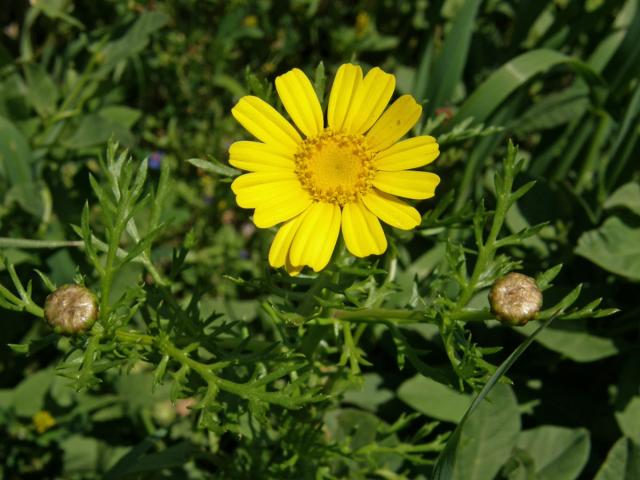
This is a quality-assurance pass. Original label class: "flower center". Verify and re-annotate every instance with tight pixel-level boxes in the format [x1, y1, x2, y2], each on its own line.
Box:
[294, 129, 375, 205]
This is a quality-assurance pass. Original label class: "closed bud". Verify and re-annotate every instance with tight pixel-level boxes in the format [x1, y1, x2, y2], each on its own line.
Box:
[489, 272, 542, 326]
[44, 284, 99, 335]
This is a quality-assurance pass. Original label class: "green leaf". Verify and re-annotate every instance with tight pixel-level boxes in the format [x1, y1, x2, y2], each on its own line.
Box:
[34, 0, 84, 29]
[615, 355, 640, 444]
[425, 0, 482, 116]
[452, 49, 599, 127]
[8, 334, 58, 356]
[510, 86, 590, 134]
[11, 368, 55, 416]
[324, 408, 403, 472]
[99, 105, 142, 129]
[397, 376, 470, 423]
[515, 321, 619, 362]
[604, 182, 640, 216]
[105, 439, 192, 479]
[100, 12, 170, 72]
[24, 62, 59, 117]
[575, 215, 640, 281]
[0, 115, 42, 216]
[63, 113, 133, 149]
[594, 437, 640, 480]
[342, 373, 393, 412]
[434, 318, 553, 479]
[187, 157, 241, 177]
[616, 397, 640, 445]
[61, 435, 101, 475]
[451, 384, 521, 480]
[515, 426, 590, 480]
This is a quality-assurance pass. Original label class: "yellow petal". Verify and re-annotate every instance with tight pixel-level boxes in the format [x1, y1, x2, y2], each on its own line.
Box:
[365, 95, 422, 151]
[231, 96, 301, 152]
[269, 211, 308, 268]
[327, 64, 363, 131]
[275, 68, 324, 138]
[229, 141, 295, 172]
[374, 136, 439, 171]
[343, 67, 396, 135]
[231, 171, 299, 208]
[362, 189, 421, 230]
[341, 200, 387, 257]
[372, 171, 440, 199]
[253, 186, 312, 228]
[290, 202, 341, 272]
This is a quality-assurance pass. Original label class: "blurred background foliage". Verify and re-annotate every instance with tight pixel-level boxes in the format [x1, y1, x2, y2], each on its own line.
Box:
[0, 0, 639, 478]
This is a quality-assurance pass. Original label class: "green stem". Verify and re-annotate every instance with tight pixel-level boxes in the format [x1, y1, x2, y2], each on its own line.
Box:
[457, 179, 512, 308]
[0, 238, 84, 249]
[114, 329, 316, 409]
[333, 308, 426, 323]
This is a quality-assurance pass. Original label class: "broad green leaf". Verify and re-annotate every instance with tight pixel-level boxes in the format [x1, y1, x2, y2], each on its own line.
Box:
[575, 215, 640, 281]
[99, 105, 142, 129]
[594, 437, 640, 480]
[105, 439, 191, 479]
[324, 408, 403, 472]
[604, 182, 640, 216]
[516, 321, 619, 362]
[62, 113, 133, 149]
[0, 115, 43, 216]
[397, 375, 470, 423]
[61, 435, 101, 475]
[100, 12, 170, 72]
[451, 384, 520, 480]
[452, 49, 598, 127]
[115, 372, 171, 411]
[615, 355, 640, 444]
[342, 373, 393, 412]
[24, 62, 59, 117]
[516, 426, 590, 480]
[616, 397, 640, 444]
[11, 368, 55, 416]
[34, 0, 84, 29]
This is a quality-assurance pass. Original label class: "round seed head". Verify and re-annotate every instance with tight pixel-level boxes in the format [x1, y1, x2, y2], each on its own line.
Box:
[489, 272, 543, 326]
[44, 284, 99, 335]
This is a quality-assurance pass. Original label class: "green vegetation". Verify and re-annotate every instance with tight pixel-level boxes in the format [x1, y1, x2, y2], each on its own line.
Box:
[1, 1, 638, 478]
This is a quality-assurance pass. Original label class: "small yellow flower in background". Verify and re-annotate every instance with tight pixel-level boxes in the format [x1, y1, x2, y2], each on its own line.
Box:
[32, 410, 56, 433]
[355, 12, 371, 36]
[229, 64, 440, 275]
[243, 15, 258, 28]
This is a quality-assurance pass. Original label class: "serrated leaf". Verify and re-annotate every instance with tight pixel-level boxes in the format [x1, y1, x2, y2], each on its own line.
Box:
[536, 264, 563, 291]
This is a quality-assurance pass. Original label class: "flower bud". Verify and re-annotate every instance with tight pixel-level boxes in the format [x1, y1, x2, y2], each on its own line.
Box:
[489, 272, 542, 326]
[44, 284, 98, 335]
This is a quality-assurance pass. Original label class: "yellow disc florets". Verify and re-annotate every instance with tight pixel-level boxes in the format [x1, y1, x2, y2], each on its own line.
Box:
[294, 129, 376, 205]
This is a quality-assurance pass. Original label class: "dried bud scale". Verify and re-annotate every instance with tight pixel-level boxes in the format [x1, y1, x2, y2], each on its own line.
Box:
[489, 272, 543, 326]
[44, 284, 99, 335]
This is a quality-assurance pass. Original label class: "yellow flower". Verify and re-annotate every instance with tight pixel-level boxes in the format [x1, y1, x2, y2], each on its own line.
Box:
[229, 64, 440, 275]
[243, 15, 258, 28]
[32, 410, 56, 433]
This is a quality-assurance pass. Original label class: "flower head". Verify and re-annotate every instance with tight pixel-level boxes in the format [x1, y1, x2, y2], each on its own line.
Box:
[44, 284, 98, 335]
[229, 64, 440, 274]
[489, 272, 543, 326]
